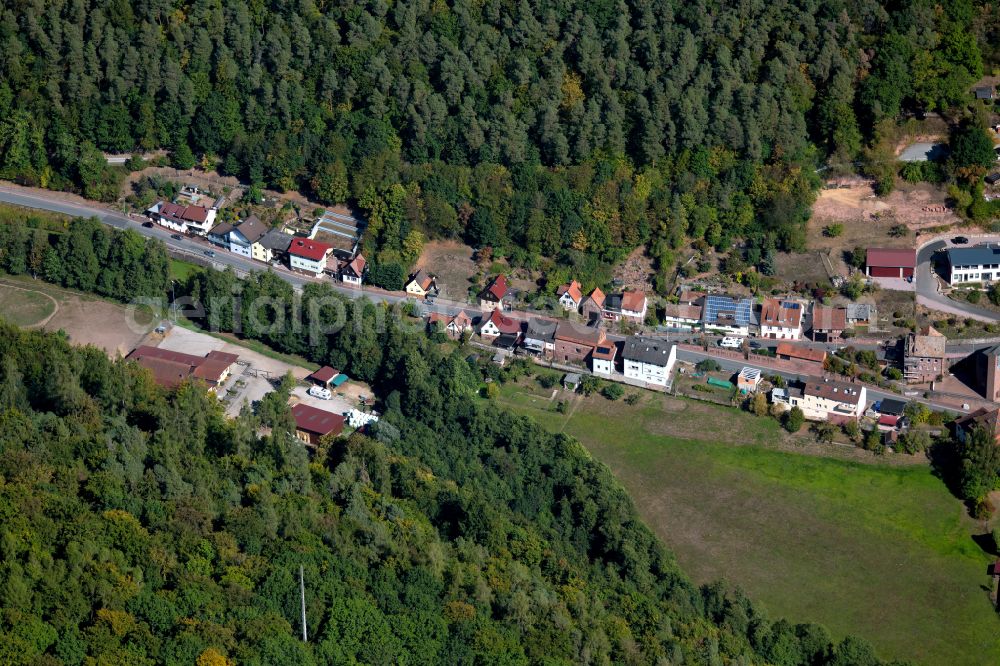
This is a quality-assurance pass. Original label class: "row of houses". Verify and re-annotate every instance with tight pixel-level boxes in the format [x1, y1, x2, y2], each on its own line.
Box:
[554, 280, 649, 324]
[663, 290, 877, 341]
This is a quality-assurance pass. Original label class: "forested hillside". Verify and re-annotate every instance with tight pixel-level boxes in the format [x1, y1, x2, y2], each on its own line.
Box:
[1, 1, 994, 276]
[0, 313, 895, 663]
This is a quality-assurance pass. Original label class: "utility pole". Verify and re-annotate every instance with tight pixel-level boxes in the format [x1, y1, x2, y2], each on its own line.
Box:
[299, 565, 308, 642]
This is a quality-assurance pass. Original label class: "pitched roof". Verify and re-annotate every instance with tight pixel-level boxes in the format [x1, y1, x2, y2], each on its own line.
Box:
[908, 326, 946, 358]
[451, 311, 472, 328]
[703, 294, 753, 326]
[308, 366, 339, 383]
[127, 345, 237, 387]
[761, 298, 803, 329]
[776, 342, 826, 363]
[878, 398, 907, 416]
[481, 275, 509, 301]
[812, 305, 847, 331]
[678, 287, 706, 304]
[946, 245, 1000, 267]
[157, 202, 210, 224]
[288, 238, 333, 261]
[866, 247, 916, 268]
[803, 377, 863, 406]
[592, 343, 617, 360]
[554, 322, 606, 346]
[663, 303, 703, 321]
[481, 309, 521, 335]
[291, 403, 345, 437]
[584, 287, 606, 308]
[525, 318, 557, 342]
[621, 291, 647, 313]
[557, 280, 582, 302]
[622, 336, 675, 366]
[408, 269, 434, 291]
[259, 229, 293, 251]
[954, 407, 1000, 434]
[233, 215, 268, 243]
[343, 254, 366, 277]
[208, 221, 234, 237]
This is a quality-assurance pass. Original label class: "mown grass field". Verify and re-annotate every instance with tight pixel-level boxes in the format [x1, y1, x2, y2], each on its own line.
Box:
[0, 283, 57, 326]
[497, 379, 1000, 665]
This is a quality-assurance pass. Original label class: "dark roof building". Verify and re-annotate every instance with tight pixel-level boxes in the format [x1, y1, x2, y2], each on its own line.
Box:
[622, 336, 675, 366]
[292, 403, 345, 445]
[259, 229, 294, 252]
[232, 215, 268, 243]
[127, 346, 238, 389]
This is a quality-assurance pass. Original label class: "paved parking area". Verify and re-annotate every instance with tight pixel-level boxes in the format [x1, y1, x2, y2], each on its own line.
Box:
[290, 385, 355, 416]
[158, 325, 312, 379]
[218, 372, 275, 417]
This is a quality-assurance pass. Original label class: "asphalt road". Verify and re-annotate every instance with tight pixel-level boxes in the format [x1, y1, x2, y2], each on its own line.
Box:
[916, 238, 1000, 321]
[0, 184, 479, 318]
[676, 347, 944, 411]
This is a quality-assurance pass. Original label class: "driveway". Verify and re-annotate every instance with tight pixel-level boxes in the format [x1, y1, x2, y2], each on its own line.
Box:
[916, 238, 1000, 322]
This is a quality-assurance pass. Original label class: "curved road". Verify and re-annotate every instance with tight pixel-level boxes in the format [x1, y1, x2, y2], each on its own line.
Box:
[916, 238, 1000, 322]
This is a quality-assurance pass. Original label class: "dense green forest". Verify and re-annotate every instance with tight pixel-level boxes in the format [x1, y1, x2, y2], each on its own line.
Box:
[0, 208, 903, 663]
[1, 1, 996, 280]
[0, 215, 170, 301]
[0, 319, 901, 665]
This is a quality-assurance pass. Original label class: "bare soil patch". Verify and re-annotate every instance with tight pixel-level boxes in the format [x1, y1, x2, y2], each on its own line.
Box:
[0, 277, 154, 356]
[414, 239, 478, 300]
[613, 246, 654, 292]
[810, 180, 961, 240]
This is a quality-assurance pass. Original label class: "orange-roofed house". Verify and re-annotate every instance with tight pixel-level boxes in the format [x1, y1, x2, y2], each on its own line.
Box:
[760, 298, 804, 340]
[557, 280, 583, 311]
[340, 254, 366, 286]
[775, 342, 827, 366]
[478, 309, 521, 341]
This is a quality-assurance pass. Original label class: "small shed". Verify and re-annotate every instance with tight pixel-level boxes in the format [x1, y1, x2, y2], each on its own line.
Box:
[307, 366, 339, 388]
[986, 173, 1000, 186]
[737, 367, 762, 393]
[563, 373, 582, 391]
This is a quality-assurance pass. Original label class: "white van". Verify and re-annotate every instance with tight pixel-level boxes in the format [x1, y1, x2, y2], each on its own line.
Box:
[308, 385, 332, 400]
[718, 336, 744, 349]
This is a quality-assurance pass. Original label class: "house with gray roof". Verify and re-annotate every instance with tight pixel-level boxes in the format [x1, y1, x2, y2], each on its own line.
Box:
[945, 245, 1000, 285]
[622, 336, 676, 388]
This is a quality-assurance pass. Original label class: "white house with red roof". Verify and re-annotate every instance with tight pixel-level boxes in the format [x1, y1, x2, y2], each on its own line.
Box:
[340, 254, 366, 286]
[288, 238, 334, 276]
[556, 280, 583, 311]
[479, 275, 510, 311]
[147, 201, 216, 235]
[478, 309, 521, 341]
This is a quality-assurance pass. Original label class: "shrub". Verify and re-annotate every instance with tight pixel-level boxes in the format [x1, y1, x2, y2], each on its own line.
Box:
[823, 223, 844, 237]
[537, 374, 557, 389]
[696, 359, 721, 373]
[783, 407, 804, 432]
[624, 393, 640, 405]
[601, 383, 625, 401]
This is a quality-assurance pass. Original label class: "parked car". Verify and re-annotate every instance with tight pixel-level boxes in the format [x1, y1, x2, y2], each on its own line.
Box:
[718, 336, 744, 349]
[748, 340, 762, 349]
[204, 250, 216, 257]
[308, 385, 332, 400]
[952, 236, 969, 244]
[170, 234, 184, 240]
[142, 221, 154, 228]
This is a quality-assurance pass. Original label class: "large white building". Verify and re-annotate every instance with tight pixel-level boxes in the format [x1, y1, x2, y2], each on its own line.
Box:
[288, 238, 333, 276]
[798, 377, 866, 422]
[622, 336, 676, 388]
[759, 298, 803, 340]
[228, 216, 269, 260]
[945, 245, 1000, 285]
[147, 201, 216, 235]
